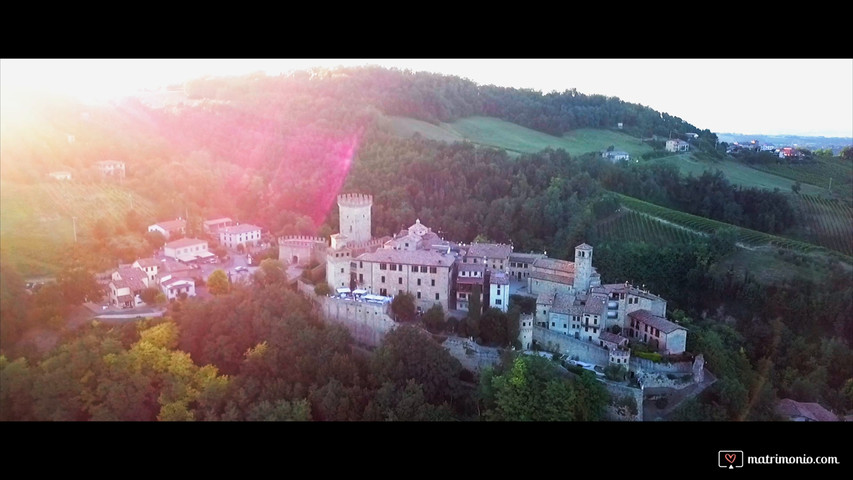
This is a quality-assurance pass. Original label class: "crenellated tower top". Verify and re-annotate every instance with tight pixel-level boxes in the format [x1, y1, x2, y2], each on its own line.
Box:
[337, 193, 373, 208]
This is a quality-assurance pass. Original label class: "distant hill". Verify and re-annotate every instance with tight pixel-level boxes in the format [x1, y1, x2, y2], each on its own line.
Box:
[715, 133, 852, 152]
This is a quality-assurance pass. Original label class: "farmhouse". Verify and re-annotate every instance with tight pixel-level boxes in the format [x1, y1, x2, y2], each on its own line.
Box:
[601, 150, 630, 162]
[147, 218, 186, 239]
[665, 139, 690, 153]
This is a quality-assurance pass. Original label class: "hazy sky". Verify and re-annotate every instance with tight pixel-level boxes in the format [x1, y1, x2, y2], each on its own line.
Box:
[2, 58, 851, 137]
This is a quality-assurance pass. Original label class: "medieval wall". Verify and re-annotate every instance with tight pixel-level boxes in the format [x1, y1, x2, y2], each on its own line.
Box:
[532, 327, 610, 365]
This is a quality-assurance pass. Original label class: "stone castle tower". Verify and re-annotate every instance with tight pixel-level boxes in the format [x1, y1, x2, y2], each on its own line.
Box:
[337, 193, 372, 244]
[519, 314, 534, 350]
[573, 243, 593, 293]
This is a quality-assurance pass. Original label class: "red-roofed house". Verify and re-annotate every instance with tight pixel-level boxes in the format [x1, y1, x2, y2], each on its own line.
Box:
[627, 309, 687, 355]
[148, 218, 186, 239]
[108, 267, 150, 307]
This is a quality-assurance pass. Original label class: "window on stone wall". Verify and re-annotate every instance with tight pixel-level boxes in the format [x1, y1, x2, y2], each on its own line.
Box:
[435, 293, 439, 300]
[398, 277, 403, 284]
[431, 279, 435, 287]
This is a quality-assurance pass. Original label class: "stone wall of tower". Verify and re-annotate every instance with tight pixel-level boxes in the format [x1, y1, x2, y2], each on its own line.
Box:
[337, 194, 372, 244]
[573, 245, 593, 293]
[519, 314, 534, 350]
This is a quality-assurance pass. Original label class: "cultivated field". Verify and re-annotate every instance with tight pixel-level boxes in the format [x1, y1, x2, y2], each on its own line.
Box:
[786, 194, 853, 256]
[591, 210, 701, 247]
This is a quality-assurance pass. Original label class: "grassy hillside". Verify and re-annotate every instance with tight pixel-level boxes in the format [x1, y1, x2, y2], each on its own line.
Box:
[381, 115, 655, 157]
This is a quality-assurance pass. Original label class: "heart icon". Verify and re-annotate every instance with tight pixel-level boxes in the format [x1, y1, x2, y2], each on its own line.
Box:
[725, 453, 736, 464]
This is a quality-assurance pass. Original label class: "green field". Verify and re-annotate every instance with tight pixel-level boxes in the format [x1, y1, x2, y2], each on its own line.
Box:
[0, 180, 159, 276]
[648, 154, 828, 197]
[591, 210, 701, 247]
[381, 115, 655, 158]
[785, 194, 853, 256]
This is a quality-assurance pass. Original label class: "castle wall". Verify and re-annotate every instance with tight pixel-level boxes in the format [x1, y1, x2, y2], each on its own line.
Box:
[321, 296, 396, 348]
[278, 236, 327, 267]
[603, 382, 644, 421]
[532, 327, 610, 365]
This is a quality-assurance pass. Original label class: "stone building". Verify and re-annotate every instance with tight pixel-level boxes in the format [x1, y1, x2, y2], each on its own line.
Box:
[279, 235, 328, 266]
[522, 243, 686, 356]
[324, 194, 456, 312]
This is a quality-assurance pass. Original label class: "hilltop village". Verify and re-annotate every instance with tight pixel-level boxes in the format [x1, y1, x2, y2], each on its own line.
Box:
[280, 194, 690, 374]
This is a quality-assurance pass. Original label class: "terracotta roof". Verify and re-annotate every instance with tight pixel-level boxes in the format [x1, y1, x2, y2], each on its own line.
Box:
[509, 252, 545, 263]
[165, 237, 207, 249]
[776, 399, 838, 422]
[530, 270, 575, 285]
[550, 292, 577, 314]
[599, 331, 627, 345]
[134, 257, 160, 268]
[594, 283, 665, 302]
[628, 309, 685, 334]
[457, 276, 486, 286]
[576, 243, 593, 251]
[220, 224, 262, 235]
[115, 267, 147, 291]
[457, 263, 486, 273]
[490, 272, 510, 285]
[358, 248, 455, 268]
[533, 257, 576, 274]
[583, 293, 609, 316]
[536, 290, 556, 306]
[151, 219, 186, 232]
[467, 243, 512, 260]
[204, 217, 232, 225]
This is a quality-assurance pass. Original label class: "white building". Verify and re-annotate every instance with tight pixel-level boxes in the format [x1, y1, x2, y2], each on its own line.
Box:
[489, 271, 510, 312]
[219, 223, 262, 249]
[148, 218, 186, 239]
[665, 139, 690, 153]
[164, 237, 209, 262]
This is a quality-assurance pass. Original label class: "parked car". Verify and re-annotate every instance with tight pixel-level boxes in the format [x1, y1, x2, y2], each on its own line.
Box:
[235, 266, 246, 272]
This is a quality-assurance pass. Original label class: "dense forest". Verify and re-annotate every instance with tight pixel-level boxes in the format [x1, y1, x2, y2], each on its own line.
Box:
[1, 66, 851, 421]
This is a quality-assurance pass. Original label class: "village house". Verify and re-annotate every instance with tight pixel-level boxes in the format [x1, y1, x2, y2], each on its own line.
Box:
[601, 150, 630, 162]
[665, 139, 690, 153]
[455, 262, 486, 312]
[164, 237, 210, 263]
[203, 217, 234, 235]
[108, 267, 149, 307]
[508, 252, 546, 281]
[489, 271, 510, 312]
[219, 223, 262, 249]
[527, 244, 684, 356]
[147, 218, 186, 240]
[464, 242, 512, 272]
